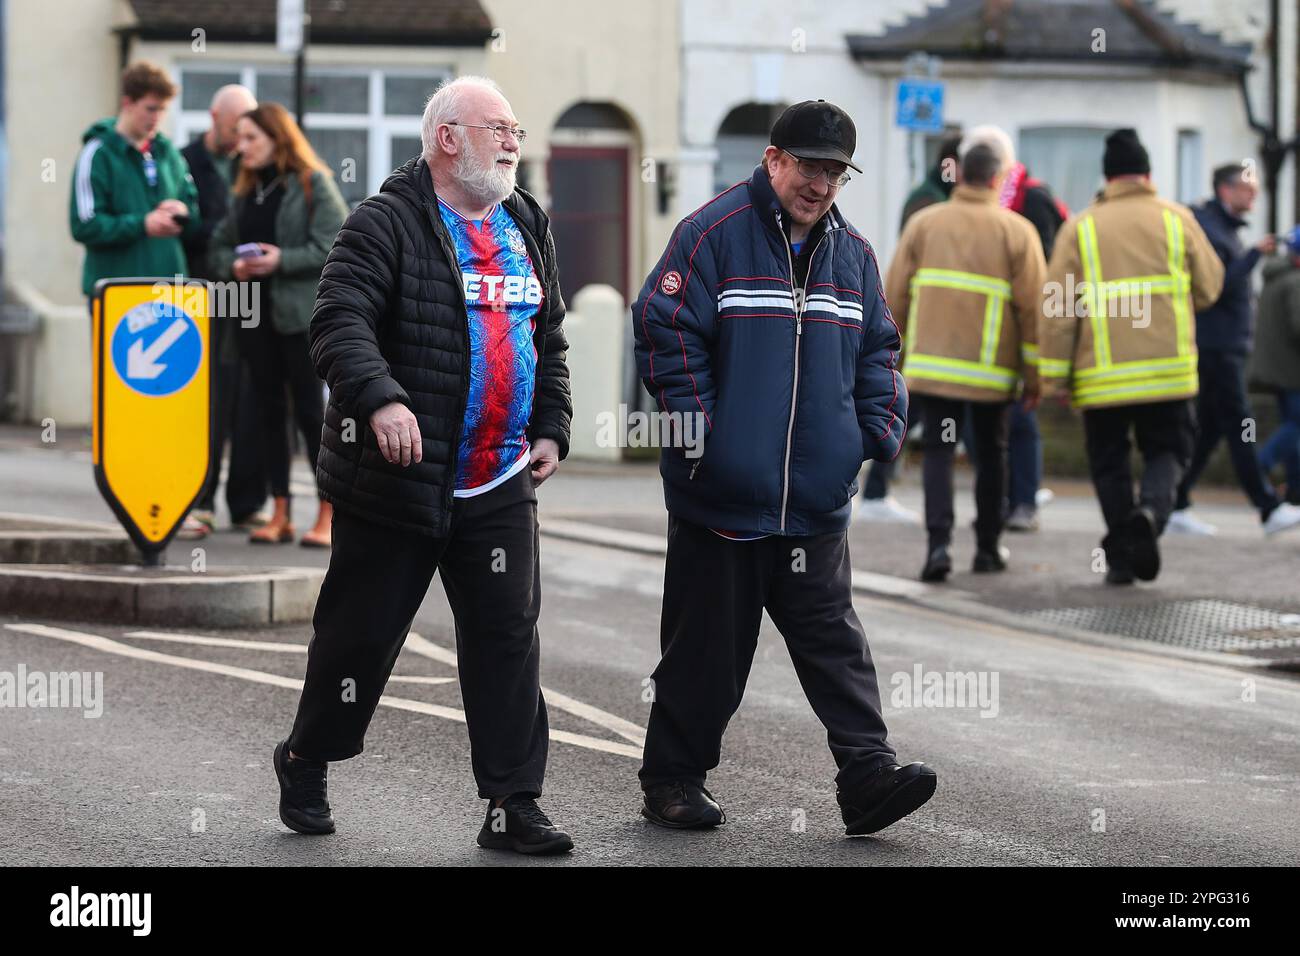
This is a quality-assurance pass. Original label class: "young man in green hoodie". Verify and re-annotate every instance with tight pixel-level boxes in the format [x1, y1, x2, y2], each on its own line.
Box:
[70, 61, 200, 296]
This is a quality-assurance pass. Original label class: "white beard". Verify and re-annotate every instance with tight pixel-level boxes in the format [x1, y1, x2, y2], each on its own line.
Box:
[453, 149, 517, 206]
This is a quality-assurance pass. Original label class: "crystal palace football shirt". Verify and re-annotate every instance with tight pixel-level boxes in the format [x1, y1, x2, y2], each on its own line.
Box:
[436, 197, 542, 496]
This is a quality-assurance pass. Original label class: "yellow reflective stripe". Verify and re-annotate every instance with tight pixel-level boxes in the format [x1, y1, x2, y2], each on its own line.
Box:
[1073, 377, 1198, 405]
[1021, 342, 1039, 366]
[1074, 369, 1196, 396]
[980, 294, 1004, 367]
[1079, 216, 1111, 368]
[914, 268, 1011, 297]
[906, 353, 1018, 389]
[1163, 210, 1192, 357]
[1039, 357, 1071, 377]
[1073, 355, 1196, 381]
[906, 288, 920, 354]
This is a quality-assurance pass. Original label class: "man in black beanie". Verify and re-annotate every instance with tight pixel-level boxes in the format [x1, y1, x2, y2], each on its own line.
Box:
[1041, 129, 1223, 584]
[1102, 128, 1151, 179]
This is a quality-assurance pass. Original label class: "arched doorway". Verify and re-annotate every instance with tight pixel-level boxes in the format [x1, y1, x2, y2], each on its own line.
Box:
[714, 102, 786, 195]
[548, 102, 638, 305]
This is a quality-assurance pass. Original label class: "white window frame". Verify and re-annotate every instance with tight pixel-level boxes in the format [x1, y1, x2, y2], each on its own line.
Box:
[171, 63, 450, 196]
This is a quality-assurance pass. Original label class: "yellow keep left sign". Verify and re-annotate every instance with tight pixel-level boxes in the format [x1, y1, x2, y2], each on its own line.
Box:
[92, 279, 212, 559]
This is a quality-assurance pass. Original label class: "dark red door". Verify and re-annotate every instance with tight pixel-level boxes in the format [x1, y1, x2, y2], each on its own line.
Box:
[547, 146, 630, 304]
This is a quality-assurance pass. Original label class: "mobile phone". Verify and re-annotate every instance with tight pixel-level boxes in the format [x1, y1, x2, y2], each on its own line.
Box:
[234, 242, 265, 259]
[171, 212, 190, 226]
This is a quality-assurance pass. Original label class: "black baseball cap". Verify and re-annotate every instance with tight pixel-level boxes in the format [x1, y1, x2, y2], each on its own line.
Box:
[770, 100, 861, 173]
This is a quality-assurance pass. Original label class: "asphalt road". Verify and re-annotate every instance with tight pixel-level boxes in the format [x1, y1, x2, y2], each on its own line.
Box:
[2, 428, 1298, 865]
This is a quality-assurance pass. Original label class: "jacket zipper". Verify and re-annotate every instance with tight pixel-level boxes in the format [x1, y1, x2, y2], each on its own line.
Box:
[776, 210, 828, 532]
[426, 210, 471, 531]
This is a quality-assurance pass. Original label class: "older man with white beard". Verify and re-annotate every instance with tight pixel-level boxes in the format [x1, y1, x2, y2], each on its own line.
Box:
[272, 76, 574, 855]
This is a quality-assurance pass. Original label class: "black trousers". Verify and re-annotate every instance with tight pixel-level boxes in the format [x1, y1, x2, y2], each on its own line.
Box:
[287, 467, 548, 799]
[1176, 349, 1279, 516]
[1083, 398, 1196, 564]
[237, 320, 323, 500]
[919, 395, 1011, 551]
[196, 317, 266, 517]
[639, 516, 896, 793]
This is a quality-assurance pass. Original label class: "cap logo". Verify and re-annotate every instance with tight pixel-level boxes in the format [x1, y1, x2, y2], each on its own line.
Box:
[819, 113, 842, 142]
[660, 271, 683, 295]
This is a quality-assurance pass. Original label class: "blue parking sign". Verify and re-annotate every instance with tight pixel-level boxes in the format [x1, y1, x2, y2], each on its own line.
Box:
[896, 80, 945, 133]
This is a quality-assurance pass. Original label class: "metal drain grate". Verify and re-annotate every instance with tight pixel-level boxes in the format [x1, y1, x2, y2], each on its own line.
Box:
[1025, 600, 1300, 657]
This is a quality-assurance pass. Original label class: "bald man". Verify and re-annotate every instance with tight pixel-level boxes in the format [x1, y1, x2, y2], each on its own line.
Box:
[179, 84, 266, 537]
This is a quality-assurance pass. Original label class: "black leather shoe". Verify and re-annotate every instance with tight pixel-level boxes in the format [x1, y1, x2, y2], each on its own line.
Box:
[1105, 563, 1135, 585]
[1126, 507, 1160, 581]
[920, 546, 952, 582]
[641, 781, 726, 829]
[972, 546, 1008, 573]
[273, 738, 335, 835]
[839, 762, 937, 835]
[477, 795, 574, 855]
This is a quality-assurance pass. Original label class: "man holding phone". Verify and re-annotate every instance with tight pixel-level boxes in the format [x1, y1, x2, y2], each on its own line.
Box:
[70, 60, 200, 297]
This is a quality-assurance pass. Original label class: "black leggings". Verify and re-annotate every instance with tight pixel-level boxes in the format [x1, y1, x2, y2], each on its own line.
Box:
[238, 320, 324, 500]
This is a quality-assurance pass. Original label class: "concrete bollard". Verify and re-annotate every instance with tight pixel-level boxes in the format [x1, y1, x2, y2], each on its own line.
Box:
[565, 284, 626, 461]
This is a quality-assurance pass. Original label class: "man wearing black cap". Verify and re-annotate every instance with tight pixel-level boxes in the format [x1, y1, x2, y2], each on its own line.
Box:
[1041, 129, 1223, 584]
[631, 100, 937, 837]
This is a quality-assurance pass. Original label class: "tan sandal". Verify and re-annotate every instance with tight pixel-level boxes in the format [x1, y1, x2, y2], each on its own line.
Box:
[299, 529, 332, 549]
[249, 521, 295, 544]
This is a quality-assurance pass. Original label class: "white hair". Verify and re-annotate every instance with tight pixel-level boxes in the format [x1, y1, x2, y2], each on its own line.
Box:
[420, 75, 504, 163]
[960, 124, 1016, 173]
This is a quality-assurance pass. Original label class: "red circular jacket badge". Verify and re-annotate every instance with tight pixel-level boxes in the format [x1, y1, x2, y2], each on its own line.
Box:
[660, 271, 683, 295]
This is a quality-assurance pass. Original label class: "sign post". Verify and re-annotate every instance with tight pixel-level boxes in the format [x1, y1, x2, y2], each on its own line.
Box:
[91, 278, 212, 566]
[896, 53, 945, 188]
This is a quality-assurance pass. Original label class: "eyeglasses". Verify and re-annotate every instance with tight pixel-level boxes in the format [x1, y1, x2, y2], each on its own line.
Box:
[447, 122, 528, 145]
[783, 150, 851, 187]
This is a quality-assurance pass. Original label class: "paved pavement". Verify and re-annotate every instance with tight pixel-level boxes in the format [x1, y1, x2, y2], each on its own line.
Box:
[2, 423, 1299, 865]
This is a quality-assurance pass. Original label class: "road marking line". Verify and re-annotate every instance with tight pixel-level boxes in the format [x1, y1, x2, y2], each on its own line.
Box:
[4, 623, 640, 759]
[406, 632, 646, 746]
[120, 628, 649, 747]
[125, 630, 307, 653]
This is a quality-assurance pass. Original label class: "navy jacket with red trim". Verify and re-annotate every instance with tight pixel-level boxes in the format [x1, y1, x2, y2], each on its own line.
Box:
[632, 164, 908, 536]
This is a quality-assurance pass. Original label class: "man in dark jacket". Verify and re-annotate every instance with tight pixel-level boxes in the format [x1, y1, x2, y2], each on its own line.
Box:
[178, 84, 266, 539]
[273, 77, 574, 855]
[632, 100, 936, 837]
[1171, 162, 1300, 536]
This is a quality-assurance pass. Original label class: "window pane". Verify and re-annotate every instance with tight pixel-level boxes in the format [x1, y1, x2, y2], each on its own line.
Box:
[181, 70, 241, 111]
[384, 75, 447, 116]
[309, 128, 368, 206]
[255, 71, 368, 114]
[391, 135, 422, 167]
[255, 71, 293, 109]
[1019, 127, 1109, 216]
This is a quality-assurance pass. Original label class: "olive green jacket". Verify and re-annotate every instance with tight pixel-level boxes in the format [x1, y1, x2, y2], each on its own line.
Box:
[1249, 257, 1300, 393]
[209, 168, 348, 336]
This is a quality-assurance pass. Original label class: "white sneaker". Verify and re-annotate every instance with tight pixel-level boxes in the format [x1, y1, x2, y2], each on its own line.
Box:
[1035, 488, 1055, 508]
[1263, 501, 1300, 536]
[855, 496, 921, 524]
[1166, 508, 1218, 536]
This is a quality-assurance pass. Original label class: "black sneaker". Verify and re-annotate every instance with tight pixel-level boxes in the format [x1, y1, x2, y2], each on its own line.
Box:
[839, 762, 937, 835]
[641, 781, 726, 829]
[972, 546, 1008, 573]
[477, 795, 574, 855]
[1126, 507, 1160, 581]
[273, 738, 335, 835]
[920, 546, 952, 582]
[1105, 563, 1135, 585]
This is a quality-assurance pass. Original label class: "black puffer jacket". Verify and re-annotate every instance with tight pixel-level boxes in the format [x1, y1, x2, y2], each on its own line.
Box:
[309, 157, 571, 537]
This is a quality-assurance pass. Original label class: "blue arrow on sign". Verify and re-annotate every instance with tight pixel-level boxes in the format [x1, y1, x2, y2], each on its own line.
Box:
[110, 301, 202, 397]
